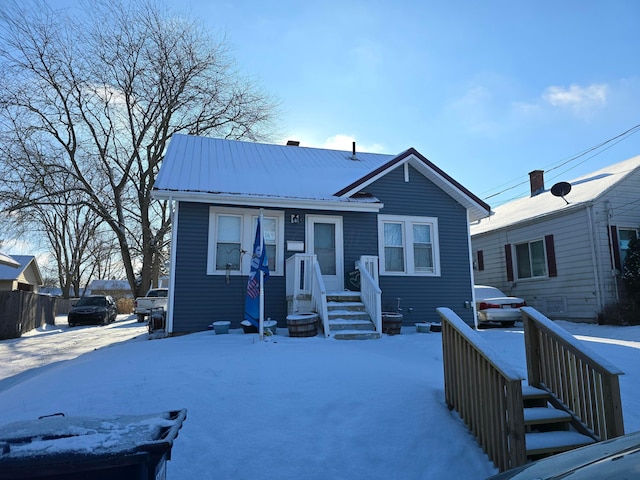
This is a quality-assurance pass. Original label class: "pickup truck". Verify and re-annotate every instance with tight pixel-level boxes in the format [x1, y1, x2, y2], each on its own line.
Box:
[134, 288, 169, 322]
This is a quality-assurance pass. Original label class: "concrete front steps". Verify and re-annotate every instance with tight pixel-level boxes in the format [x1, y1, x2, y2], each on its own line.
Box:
[326, 292, 381, 340]
[522, 385, 596, 459]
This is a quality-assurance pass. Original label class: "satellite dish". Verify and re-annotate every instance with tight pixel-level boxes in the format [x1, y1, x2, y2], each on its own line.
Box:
[551, 181, 572, 204]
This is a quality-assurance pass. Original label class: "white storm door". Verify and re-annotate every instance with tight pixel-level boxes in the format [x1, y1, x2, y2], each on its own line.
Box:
[306, 215, 344, 292]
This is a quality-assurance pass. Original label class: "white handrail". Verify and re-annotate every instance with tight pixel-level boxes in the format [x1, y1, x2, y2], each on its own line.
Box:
[356, 257, 382, 333]
[359, 255, 379, 283]
[286, 253, 315, 313]
[311, 260, 330, 337]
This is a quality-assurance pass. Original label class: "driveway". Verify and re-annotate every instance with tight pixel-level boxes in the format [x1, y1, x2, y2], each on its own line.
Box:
[0, 314, 148, 392]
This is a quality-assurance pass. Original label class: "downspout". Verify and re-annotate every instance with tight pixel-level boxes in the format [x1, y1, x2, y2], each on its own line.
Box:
[587, 204, 603, 314]
[605, 201, 619, 301]
[466, 210, 479, 329]
[165, 197, 179, 336]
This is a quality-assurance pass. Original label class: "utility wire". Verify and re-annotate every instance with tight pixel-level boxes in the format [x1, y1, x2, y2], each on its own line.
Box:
[482, 123, 640, 202]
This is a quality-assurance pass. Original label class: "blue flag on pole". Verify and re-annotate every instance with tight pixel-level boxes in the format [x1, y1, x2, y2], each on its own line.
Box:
[244, 217, 269, 327]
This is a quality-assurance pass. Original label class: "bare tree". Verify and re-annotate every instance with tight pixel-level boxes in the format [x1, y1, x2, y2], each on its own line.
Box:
[0, 0, 279, 296]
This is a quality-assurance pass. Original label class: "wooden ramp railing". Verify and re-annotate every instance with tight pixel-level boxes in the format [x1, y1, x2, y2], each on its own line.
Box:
[521, 306, 625, 441]
[439, 306, 625, 473]
[438, 307, 527, 471]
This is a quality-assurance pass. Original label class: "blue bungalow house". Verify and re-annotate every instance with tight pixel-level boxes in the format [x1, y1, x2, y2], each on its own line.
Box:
[152, 134, 490, 337]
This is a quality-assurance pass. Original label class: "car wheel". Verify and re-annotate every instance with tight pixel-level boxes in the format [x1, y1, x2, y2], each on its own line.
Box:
[501, 321, 516, 328]
[137, 314, 145, 323]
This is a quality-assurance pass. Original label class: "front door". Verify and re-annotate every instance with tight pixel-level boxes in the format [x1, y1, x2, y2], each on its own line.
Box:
[306, 215, 344, 292]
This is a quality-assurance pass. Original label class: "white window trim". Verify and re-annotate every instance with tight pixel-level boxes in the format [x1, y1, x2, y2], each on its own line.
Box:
[514, 239, 547, 280]
[377, 214, 440, 276]
[618, 227, 639, 266]
[207, 207, 285, 276]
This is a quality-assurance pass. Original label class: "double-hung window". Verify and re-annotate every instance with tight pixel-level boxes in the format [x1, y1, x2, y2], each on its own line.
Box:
[515, 239, 546, 279]
[208, 207, 284, 275]
[261, 216, 277, 272]
[378, 215, 440, 276]
[619, 228, 638, 266]
[215, 215, 242, 271]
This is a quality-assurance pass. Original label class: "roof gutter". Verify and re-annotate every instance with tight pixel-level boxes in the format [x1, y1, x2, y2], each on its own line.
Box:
[152, 190, 384, 212]
[471, 202, 587, 237]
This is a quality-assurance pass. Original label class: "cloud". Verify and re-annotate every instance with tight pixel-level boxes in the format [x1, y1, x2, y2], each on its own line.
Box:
[280, 133, 386, 153]
[321, 134, 385, 153]
[542, 83, 608, 115]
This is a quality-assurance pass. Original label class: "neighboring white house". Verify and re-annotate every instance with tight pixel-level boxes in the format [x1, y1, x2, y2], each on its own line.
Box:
[0, 251, 19, 268]
[471, 155, 640, 322]
[0, 255, 43, 293]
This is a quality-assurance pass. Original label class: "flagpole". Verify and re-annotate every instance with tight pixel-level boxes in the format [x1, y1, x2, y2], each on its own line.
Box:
[259, 209, 265, 340]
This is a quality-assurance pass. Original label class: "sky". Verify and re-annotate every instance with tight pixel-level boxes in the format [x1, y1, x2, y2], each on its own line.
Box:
[174, 0, 640, 206]
[4, 0, 640, 257]
[1, 316, 640, 478]
[31, 0, 639, 209]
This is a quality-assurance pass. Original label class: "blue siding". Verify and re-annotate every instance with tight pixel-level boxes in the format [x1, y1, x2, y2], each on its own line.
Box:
[172, 203, 287, 333]
[171, 163, 476, 332]
[367, 166, 475, 324]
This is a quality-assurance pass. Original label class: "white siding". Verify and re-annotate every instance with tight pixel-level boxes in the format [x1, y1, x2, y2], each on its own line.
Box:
[474, 208, 597, 320]
[472, 168, 640, 321]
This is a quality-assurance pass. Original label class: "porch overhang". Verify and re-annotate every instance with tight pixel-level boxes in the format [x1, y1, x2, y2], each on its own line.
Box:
[152, 190, 384, 212]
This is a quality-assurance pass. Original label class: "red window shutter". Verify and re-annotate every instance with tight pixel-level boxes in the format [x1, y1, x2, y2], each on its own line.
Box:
[609, 226, 621, 270]
[545, 234, 557, 277]
[504, 244, 514, 281]
[477, 250, 484, 271]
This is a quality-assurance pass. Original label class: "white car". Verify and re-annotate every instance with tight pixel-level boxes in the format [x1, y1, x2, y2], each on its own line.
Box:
[474, 285, 526, 327]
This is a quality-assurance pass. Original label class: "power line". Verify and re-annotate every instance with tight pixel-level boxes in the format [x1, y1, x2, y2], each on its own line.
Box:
[482, 124, 640, 202]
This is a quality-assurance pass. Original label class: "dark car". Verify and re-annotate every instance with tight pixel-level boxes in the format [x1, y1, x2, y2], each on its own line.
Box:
[487, 430, 640, 479]
[68, 295, 118, 327]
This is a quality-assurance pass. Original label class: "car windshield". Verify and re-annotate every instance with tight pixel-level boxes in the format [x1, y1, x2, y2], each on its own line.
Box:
[76, 297, 107, 307]
[475, 286, 506, 299]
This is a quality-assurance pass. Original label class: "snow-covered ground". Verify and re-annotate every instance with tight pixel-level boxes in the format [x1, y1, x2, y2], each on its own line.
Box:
[1, 317, 639, 479]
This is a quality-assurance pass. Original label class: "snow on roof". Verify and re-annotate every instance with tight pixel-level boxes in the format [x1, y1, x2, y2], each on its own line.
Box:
[152, 135, 490, 220]
[0, 255, 39, 282]
[471, 155, 640, 235]
[153, 134, 394, 203]
[0, 251, 19, 268]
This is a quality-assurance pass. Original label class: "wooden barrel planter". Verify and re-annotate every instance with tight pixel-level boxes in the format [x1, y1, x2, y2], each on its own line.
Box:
[286, 313, 318, 337]
[382, 312, 403, 335]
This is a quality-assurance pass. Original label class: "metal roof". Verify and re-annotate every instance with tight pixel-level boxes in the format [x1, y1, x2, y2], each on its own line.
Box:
[153, 134, 490, 220]
[471, 154, 640, 235]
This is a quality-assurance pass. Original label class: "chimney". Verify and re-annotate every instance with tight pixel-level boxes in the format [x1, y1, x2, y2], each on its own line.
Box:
[286, 140, 300, 146]
[529, 170, 545, 196]
[351, 141, 357, 160]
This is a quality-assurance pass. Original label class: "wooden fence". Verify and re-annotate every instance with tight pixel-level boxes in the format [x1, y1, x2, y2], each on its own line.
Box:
[0, 291, 57, 340]
[522, 306, 625, 440]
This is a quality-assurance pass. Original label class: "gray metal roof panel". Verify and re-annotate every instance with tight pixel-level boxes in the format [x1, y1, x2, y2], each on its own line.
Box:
[154, 134, 394, 200]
